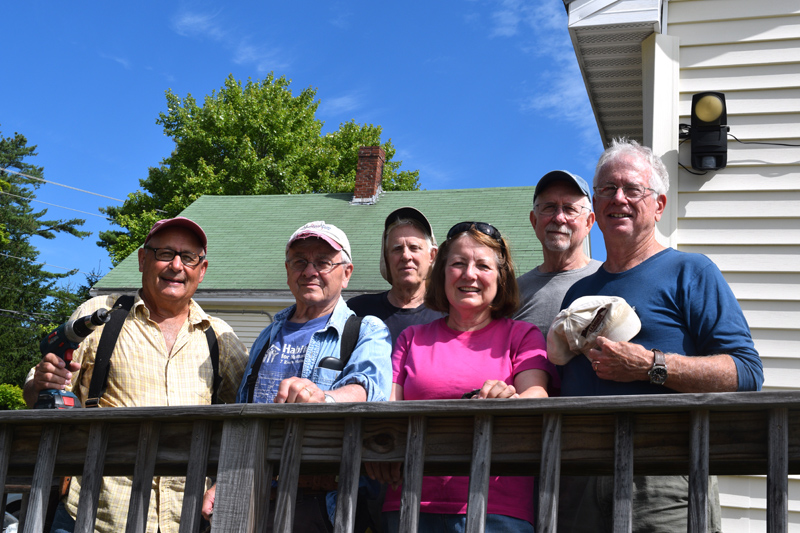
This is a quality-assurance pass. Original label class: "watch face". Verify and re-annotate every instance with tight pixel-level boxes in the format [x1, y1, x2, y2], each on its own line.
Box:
[649, 367, 668, 385]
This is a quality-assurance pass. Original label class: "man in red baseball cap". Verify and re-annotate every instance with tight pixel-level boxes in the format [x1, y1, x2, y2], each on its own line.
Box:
[25, 216, 248, 533]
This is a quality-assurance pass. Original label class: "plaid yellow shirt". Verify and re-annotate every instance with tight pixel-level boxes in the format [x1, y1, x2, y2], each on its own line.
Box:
[56, 292, 248, 533]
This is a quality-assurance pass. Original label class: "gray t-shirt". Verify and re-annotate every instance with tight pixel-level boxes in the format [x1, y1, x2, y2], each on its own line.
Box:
[513, 260, 602, 336]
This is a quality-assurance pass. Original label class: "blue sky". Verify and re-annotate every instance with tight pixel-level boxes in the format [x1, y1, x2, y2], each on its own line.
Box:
[2, 0, 605, 289]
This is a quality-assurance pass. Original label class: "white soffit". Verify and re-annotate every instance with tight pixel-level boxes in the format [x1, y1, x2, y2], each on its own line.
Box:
[563, 0, 662, 146]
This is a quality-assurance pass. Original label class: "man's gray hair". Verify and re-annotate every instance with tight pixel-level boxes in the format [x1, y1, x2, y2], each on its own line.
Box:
[594, 138, 670, 196]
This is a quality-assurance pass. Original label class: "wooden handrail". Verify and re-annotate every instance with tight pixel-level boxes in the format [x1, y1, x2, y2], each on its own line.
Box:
[1, 391, 797, 533]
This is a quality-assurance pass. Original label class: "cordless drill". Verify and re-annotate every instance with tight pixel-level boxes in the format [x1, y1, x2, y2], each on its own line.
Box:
[34, 308, 112, 409]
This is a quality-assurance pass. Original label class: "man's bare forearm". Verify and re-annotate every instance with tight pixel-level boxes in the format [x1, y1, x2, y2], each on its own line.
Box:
[664, 353, 738, 393]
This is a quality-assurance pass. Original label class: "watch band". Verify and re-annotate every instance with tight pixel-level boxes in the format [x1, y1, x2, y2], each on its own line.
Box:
[648, 348, 668, 385]
[324, 393, 336, 403]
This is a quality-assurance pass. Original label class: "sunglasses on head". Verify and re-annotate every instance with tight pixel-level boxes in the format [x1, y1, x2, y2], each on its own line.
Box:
[446, 222, 504, 244]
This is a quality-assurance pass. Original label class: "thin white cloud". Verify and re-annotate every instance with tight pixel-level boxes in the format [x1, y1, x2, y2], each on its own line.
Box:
[172, 9, 288, 72]
[233, 41, 289, 74]
[486, 0, 599, 151]
[319, 93, 365, 116]
[99, 53, 132, 70]
[172, 10, 226, 40]
[491, 7, 522, 37]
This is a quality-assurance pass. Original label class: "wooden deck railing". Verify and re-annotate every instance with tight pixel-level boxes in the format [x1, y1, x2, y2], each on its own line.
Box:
[2, 391, 798, 533]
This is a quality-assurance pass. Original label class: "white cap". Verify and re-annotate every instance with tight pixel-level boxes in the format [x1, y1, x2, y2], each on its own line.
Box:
[547, 295, 641, 365]
[286, 221, 352, 262]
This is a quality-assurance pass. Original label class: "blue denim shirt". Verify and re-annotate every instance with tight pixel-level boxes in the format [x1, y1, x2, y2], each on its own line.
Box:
[236, 297, 392, 403]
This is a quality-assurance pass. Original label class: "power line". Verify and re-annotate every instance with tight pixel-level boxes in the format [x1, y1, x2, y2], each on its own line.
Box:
[0, 307, 53, 320]
[0, 190, 113, 220]
[0, 251, 91, 275]
[1, 167, 124, 202]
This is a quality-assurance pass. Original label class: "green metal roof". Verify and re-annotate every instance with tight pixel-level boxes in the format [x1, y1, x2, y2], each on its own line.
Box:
[94, 187, 543, 293]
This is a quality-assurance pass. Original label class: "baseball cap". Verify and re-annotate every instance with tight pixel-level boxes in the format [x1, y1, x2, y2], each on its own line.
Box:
[380, 207, 436, 283]
[286, 221, 352, 262]
[546, 295, 641, 365]
[533, 170, 591, 204]
[144, 217, 207, 253]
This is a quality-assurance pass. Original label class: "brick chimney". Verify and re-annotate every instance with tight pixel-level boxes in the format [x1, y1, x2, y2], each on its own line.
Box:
[352, 146, 385, 205]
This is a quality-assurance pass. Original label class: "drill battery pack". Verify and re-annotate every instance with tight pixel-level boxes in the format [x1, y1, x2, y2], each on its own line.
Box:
[34, 389, 80, 409]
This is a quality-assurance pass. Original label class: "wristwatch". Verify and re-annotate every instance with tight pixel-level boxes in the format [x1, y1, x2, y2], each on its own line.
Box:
[648, 349, 668, 385]
[324, 393, 336, 403]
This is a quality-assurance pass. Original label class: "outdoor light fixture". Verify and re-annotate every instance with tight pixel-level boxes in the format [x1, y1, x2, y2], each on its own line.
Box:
[690, 91, 729, 171]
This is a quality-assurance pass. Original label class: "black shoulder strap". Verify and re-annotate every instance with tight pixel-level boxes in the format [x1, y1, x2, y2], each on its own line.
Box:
[206, 325, 221, 404]
[86, 295, 222, 407]
[340, 315, 363, 367]
[245, 315, 363, 403]
[86, 295, 134, 408]
[246, 339, 272, 403]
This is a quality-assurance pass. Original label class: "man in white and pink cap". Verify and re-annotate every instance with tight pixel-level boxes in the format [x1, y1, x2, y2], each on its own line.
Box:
[202, 221, 391, 530]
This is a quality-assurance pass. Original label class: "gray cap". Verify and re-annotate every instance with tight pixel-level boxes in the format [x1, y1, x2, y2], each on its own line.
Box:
[380, 207, 436, 283]
[533, 170, 591, 205]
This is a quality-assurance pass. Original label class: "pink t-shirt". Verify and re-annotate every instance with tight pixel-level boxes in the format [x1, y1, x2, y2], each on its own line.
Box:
[382, 317, 560, 524]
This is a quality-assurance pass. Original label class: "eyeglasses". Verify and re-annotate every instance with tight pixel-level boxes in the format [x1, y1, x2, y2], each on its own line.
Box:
[446, 221, 506, 255]
[593, 183, 656, 199]
[534, 203, 589, 220]
[144, 246, 205, 267]
[287, 258, 347, 274]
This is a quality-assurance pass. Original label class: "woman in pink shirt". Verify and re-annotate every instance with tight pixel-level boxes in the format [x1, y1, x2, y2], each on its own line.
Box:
[366, 221, 559, 532]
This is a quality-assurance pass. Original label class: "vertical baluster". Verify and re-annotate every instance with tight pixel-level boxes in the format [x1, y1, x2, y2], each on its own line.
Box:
[74, 421, 110, 533]
[538, 413, 562, 533]
[251, 420, 272, 533]
[0, 425, 13, 506]
[212, 418, 265, 533]
[334, 417, 363, 533]
[613, 413, 633, 533]
[273, 418, 305, 533]
[399, 416, 427, 532]
[179, 420, 213, 533]
[767, 408, 788, 533]
[23, 424, 60, 533]
[125, 421, 161, 533]
[466, 414, 493, 533]
[688, 410, 709, 533]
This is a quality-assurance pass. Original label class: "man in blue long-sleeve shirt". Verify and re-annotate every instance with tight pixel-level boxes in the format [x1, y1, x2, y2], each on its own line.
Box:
[555, 139, 763, 533]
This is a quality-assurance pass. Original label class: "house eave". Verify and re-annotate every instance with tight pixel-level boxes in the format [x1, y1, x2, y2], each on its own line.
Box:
[563, 0, 664, 146]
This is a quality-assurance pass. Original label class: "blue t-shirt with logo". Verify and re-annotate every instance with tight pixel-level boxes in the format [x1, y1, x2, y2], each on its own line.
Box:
[252, 314, 330, 404]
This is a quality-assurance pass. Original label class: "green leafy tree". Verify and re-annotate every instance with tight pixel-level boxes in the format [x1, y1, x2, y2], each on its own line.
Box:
[0, 128, 89, 386]
[100, 73, 420, 265]
[0, 384, 26, 410]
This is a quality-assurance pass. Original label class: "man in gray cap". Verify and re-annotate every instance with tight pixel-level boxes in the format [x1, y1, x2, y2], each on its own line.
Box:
[348, 207, 444, 345]
[513, 170, 601, 336]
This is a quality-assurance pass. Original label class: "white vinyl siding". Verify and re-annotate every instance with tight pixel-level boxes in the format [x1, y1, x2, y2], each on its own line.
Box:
[668, 1, 800, 530]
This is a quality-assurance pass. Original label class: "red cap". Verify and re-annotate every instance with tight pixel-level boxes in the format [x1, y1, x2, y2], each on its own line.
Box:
[144, 217, 207, 252]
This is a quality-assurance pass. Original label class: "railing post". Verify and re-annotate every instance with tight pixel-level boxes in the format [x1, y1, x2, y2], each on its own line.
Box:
[466, 414, 493, 533]
[212, 418, 269, 533]
[273, 417, 305, 533]
[767, 408, 788, 533]
[23, 424, 60, 533]
[125, 421, 161, 533]
[74, 421, 110, 533]
[613, 413, 633, 533]
[538, 413, 562, 533]
[334, 417, 363, 533]
[399, 416, 427, 532]
[688, 410, 709, 533]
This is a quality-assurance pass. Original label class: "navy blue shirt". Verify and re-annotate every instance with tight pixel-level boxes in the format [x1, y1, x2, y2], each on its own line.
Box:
[560, 248, 763, 396]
